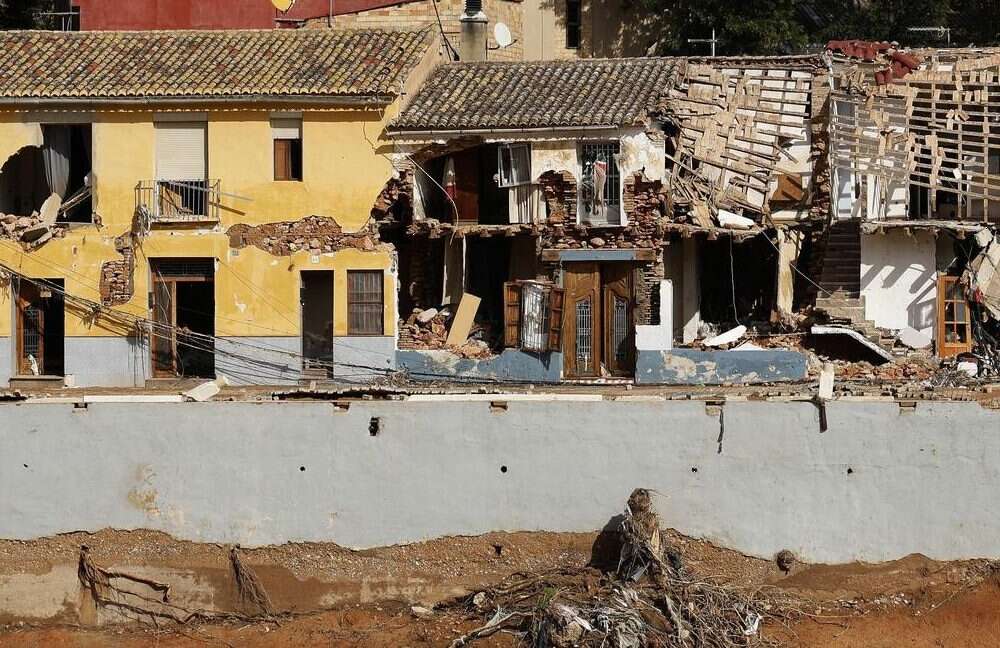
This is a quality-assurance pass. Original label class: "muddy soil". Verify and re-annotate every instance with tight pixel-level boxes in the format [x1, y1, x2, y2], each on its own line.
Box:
[0, 529, 997, 647]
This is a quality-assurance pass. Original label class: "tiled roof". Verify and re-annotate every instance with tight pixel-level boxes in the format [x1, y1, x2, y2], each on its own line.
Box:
[0, 28, 432, 102]
[390, 58, 681, 132]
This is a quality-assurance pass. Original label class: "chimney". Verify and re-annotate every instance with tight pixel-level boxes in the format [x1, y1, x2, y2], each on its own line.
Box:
[459, 0, 488, 62]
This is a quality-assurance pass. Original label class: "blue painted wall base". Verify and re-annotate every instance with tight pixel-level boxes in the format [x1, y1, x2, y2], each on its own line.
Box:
[397, 349, 563, 383]
[636, 349, 808, 385]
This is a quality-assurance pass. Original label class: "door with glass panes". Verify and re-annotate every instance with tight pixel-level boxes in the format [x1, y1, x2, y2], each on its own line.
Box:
[562, 262, 635, 378]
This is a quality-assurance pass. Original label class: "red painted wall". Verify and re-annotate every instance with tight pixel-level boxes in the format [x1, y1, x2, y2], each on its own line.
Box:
[75, 0, 417, 30]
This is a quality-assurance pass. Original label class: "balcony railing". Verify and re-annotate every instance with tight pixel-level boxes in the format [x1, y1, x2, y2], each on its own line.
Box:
[136, 179, 220, 223]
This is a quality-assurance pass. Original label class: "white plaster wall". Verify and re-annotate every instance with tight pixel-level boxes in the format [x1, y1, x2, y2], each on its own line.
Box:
[861, 231, 937, 335]
[620, 129, 664, 182]
[530, 140, 578, 180]
[2, 399, 1000, 564]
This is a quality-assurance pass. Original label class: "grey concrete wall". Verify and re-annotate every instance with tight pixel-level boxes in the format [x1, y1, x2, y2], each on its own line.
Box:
[0, 335, 11, 386]
[397, 349, 562, 382]
[334, 336, 396, 382]
[214, 336, 301, 386]
[64, 336, 149, 387]
[636, 349, 808, 384]
[2, 398, 999, 564]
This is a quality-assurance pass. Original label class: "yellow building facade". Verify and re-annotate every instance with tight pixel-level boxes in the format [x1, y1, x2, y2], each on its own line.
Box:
[0, 28, 435, 386]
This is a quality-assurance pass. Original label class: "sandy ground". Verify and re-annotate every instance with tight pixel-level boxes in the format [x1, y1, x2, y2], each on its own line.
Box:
[1, 528, 998, 647]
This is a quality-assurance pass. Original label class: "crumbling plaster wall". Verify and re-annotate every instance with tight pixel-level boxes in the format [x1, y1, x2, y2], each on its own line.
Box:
[2, 399, 1000, 565]
[860, 230, 936, 335]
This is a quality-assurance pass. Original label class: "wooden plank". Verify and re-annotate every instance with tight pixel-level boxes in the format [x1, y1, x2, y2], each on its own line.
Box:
[445, 292, 481, 347]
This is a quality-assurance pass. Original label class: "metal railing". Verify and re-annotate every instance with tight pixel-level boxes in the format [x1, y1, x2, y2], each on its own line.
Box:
[135, 179, 221, 223]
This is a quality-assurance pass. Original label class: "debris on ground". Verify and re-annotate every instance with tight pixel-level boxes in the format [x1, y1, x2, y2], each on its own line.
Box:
[399, 306, 498, 359]
[0, 210, 66, 248]
[443, 488, 798, 647]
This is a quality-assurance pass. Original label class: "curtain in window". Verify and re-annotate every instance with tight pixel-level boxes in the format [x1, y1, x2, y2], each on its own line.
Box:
[41, 125, 71, 198]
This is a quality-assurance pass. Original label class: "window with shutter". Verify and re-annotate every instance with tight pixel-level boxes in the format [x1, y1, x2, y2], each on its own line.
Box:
[503, 281, 563, 352]
[272, 118, 303, 181]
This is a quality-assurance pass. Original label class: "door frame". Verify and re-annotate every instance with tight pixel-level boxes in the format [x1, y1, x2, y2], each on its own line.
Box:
[561, 261, 636, 379]
[936, 274, 973, 358]
[149, 260, 214, 378]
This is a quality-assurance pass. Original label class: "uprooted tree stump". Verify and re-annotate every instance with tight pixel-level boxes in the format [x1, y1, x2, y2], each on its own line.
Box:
[446, 488, 798, 647]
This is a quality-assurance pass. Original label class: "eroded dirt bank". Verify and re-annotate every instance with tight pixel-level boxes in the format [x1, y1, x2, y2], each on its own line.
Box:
[1, 528, 998, 647]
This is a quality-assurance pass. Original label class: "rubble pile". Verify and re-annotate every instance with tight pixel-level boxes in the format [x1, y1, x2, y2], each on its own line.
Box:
[443, 489, 793, 648]
[399, 307, 497, 359]
[0, 211, 66, 248]
[227, 216, 379, 256]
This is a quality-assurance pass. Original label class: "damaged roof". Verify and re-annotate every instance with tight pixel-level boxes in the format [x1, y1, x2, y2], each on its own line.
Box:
[390, 58, 681, 132]
[0, 27, 432, 103]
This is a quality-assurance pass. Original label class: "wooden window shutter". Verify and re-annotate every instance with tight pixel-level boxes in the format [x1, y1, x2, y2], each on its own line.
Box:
[274, 139, 292, 181]
[503, 282, 521, 347]
[547, 287, 565, 351]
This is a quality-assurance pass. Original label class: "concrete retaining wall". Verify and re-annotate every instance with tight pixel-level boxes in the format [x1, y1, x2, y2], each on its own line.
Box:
[2, 398, 999, 564]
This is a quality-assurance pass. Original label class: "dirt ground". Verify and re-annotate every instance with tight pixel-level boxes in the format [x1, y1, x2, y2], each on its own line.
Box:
[2, 529, 1000, 647]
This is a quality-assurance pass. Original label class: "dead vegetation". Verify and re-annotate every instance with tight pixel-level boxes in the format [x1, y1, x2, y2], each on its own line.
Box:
[444, 489, 801, 648]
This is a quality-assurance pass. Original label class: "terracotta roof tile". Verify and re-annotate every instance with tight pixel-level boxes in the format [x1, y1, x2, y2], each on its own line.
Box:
[0, 27, 432, 102]
[391, 58, 681, 131]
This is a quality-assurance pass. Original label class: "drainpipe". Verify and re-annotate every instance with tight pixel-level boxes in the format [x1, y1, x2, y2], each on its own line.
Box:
[459, 0, 488, 62]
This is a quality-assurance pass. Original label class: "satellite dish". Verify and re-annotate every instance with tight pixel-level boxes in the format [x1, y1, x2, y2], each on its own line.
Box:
[271, 0, 297, 11]
[494, 23, 513, 49]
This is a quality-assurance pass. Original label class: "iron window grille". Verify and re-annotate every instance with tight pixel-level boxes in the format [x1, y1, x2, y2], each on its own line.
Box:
[347, 270, 384, 336]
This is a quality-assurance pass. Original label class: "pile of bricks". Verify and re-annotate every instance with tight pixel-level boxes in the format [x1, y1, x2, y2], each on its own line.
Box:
[99, 233, 135, 306]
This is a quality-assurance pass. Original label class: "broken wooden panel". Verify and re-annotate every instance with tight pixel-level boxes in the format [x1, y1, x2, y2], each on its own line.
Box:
[663, 57, 818, 224]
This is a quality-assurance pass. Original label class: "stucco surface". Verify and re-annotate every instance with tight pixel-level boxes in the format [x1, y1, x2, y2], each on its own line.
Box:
[1, 399, 999, 564]
[861, 231, 937, 335]
[397, 349, 562, 382]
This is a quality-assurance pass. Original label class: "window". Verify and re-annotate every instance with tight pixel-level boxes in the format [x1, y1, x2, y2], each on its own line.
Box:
[579, 141, 621, 225]
[497, 143, 531, 188]
[272, 118, 303, 181]
[503, 281, 564, 352]
[348, 270, 384, 335]
[565, 0, 581, 49]
[155, 121, 208, 216]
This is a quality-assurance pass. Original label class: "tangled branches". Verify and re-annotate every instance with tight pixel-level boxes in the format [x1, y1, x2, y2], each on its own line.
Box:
[77, 544, 281, 626]
[447, 489, 794, 648]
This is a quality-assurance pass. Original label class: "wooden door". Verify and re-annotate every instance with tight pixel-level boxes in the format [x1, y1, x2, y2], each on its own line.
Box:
[602, 264, 634, 376]
[151, 278, 178, 376]
[16, 282, 44, 375]
[937, 275, 973, 358]
[562, 263, 601, 378]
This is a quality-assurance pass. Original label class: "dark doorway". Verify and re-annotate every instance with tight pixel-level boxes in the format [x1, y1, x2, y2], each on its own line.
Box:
[301, 270, 334, 377]
[15, 278, 65, 376]
[699, 236, 778, 324]
[150, 259, 215, 378]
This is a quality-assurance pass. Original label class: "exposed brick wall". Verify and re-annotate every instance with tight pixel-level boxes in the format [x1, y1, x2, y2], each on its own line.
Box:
[371, 168, 415, 224]
[227, 216, 380, 256]
[99, 232, 135, 307]
[537, 169, 577, 225]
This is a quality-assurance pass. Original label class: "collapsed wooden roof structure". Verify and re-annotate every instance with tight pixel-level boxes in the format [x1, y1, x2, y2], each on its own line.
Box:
[829, 44, 1000, 226]
[659, 55, 823, 228]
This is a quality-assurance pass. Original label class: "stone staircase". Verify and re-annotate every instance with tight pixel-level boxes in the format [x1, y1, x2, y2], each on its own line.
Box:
[815, 292, 898, 354]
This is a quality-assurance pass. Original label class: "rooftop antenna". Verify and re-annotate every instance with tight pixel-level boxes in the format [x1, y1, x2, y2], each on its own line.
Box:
[907, 26, 951, 46]
[688, 28, 718, 57]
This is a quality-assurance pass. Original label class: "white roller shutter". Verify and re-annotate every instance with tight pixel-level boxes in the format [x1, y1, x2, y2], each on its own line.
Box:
[155, 122, 206, 180]
[270, 118, 301, 140]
